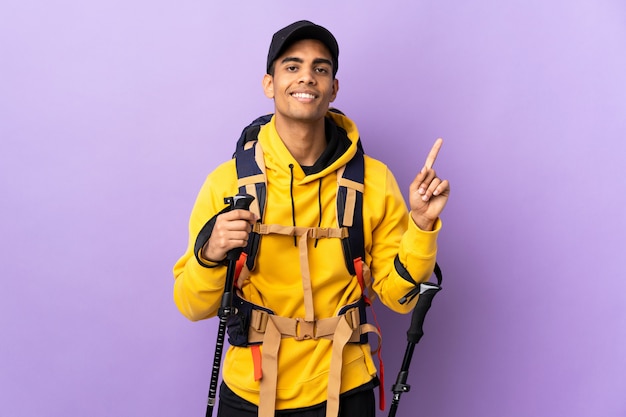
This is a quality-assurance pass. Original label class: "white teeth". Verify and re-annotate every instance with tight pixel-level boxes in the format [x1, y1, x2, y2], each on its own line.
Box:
[292, 93, 315, 99]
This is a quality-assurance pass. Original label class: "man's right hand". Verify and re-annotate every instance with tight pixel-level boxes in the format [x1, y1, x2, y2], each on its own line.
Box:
[202, 210, 258, 262]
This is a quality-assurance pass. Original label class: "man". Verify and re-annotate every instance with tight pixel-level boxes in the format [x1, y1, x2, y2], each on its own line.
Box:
[173, 20, 450, 417]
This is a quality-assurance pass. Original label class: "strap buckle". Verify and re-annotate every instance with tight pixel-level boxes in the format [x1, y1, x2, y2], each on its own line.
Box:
[295, 318, 315, 341]
[343, 307, 360, 330]
[250, 310, 269, 333]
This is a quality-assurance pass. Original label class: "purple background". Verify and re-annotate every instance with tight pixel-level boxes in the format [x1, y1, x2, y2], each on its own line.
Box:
[2, 1, 625, 416]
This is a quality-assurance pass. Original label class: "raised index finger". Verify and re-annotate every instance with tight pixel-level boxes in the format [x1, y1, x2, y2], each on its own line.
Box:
[424, 138, 443, 169]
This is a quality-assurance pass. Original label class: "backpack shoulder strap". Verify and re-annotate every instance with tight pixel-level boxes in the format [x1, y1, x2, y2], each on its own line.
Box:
[235, 140, 266, 220]
[337, 145, 365, 276]
[234, 116, 272, 271]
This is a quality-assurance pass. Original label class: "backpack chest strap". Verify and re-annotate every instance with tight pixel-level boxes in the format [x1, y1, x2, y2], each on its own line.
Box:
[252, 223, 348, 239]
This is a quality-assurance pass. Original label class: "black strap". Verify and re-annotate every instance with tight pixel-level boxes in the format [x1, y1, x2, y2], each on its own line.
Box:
[394, 255, 443, 305]
[193, 205, 231, 268]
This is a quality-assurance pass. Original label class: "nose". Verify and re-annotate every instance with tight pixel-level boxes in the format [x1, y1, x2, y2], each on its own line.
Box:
[298, 68, 317, 85]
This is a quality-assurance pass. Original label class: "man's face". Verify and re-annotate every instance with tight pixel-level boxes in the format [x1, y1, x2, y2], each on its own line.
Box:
[263, 39, 339, 124]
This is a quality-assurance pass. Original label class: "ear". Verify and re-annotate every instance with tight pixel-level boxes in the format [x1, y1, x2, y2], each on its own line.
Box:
[262, 74, 274, 99]
[330, 78, 339, 103]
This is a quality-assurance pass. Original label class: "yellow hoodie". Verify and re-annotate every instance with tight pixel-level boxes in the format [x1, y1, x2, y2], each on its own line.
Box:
[173, 111, 440, 410]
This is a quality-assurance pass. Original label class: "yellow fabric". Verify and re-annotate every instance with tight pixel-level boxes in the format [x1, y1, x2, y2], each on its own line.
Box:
[173, 111, 441, 411]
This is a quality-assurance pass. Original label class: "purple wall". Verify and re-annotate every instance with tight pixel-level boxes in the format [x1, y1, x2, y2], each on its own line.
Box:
[2, 1, 625, 416]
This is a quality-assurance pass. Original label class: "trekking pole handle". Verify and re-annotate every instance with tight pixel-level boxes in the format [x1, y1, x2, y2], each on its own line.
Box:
[225, 193, 255, 210]
[224, 193, 255, 261]
[407, 282, 441, 344]
[220, 193, 255, 309]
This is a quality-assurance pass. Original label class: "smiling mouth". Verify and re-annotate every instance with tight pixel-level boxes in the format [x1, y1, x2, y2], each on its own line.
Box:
[291, 92, 317, 100]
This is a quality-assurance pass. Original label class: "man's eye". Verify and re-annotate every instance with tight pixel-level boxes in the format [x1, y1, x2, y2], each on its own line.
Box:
[286, 66, 298, 72]
[315, 67, 329, 74]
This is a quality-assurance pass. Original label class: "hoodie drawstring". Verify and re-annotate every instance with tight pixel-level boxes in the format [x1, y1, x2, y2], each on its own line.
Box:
[289, 164, 297, 246]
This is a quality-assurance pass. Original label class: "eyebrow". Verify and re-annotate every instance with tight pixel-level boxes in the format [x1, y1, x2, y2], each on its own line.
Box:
[280, 56, 333, 67]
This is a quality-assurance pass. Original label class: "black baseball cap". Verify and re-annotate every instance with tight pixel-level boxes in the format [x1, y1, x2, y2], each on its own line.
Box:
[266, 20, 339, 77]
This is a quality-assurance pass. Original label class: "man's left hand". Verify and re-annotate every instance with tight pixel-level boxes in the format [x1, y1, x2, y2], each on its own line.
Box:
[409, 138, 450, 231]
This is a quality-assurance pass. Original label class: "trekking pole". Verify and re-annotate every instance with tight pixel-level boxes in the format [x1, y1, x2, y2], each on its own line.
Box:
[205, 193, 255, 417]
[388, 264, 442, 417]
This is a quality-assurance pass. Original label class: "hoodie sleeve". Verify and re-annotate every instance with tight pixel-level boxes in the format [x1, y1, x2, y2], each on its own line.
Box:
[172, 162, 239, 321]
[367, 164, 441, 314]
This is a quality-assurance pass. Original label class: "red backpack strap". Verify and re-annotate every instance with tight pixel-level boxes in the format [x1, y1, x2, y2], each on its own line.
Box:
[234, 252, 247, 288]
[353, 257, 386, 410]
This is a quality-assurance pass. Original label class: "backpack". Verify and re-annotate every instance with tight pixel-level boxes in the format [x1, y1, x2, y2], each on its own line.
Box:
[228, 111, 386, 417]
